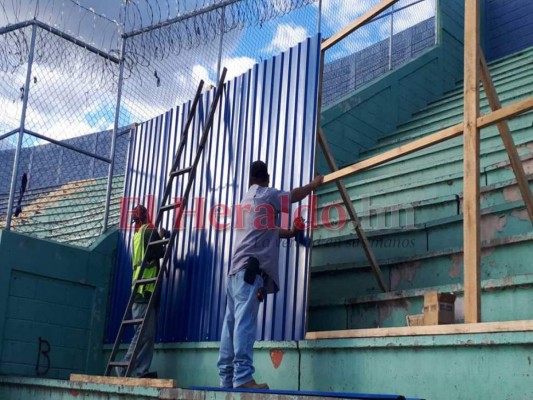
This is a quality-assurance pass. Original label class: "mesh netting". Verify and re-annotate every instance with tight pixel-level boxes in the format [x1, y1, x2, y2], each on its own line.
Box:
[0, 0, 436, 246]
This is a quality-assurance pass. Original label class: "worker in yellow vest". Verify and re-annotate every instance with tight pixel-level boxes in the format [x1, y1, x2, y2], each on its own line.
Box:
[117, 204, 166, 378]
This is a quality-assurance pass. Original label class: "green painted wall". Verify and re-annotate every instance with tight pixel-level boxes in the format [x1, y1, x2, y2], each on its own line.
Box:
[99, 332, 533, 400]
[0, 228, 118, 379]
[319, 0, 464, 169]
[6, 332, 532, 400]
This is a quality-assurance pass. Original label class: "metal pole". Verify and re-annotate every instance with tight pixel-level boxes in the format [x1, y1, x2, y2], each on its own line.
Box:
[317, 0, 322, 33]
[102, 36, 126, 233]
[388, 4, 394, 70]
[434, 0, 439, 45]
[6, 24, 37, 230]
[216, 6, 226, 81]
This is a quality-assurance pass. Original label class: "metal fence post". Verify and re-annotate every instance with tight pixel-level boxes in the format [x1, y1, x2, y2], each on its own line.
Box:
[388, 4, 394, 71]
[102, 35, 126, 233]
[217, 6, 226, 81]
[435, 0, 439, 45]
[5, 23, 37, 230]
[317, 0, 322, 34]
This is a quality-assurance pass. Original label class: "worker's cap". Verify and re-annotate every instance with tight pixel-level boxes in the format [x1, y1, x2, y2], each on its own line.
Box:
[250, 160, 269, 181]
[131, 204, 148, 223]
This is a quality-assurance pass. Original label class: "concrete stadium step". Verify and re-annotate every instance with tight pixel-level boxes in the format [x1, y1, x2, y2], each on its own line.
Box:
[422, 47, 533, 109]
[316, 127, 533, 219]
[312, 200, 530, 269]
[370, 86, 532, 154]
[387, 70, 533, 139]
[4, 175, 125, 247]
[314, 173, 533, 241]
[408, 65, 533, 123]
[327, 121, 533, 193]
[317, 143, 533, 216]
[362, 49, 533, 152]
[356, 109, 532, 167]
[309, 232, 533, 331]
[0, 376, 423, 400]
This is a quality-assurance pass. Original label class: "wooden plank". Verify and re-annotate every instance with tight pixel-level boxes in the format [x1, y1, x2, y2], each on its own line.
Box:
[305, 320, 533, 339]
[463, 0, 481, 324]
[479, 51, 533, 224]
[317, 128, 388, 292]
[477, 97, 533, 128]
[321, 0, 400, 51]
[69, 374, 176, 388]
[323, 123, 464, 184]
[321, 95, 533, 186]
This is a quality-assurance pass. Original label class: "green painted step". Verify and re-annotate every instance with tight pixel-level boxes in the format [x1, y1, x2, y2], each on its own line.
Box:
[10, 175, 125, 247]
[314, 174, 532, 242]
[309, 234, 533, 330]
[316, 126, 533, 219]
[312, 201, 530, 267]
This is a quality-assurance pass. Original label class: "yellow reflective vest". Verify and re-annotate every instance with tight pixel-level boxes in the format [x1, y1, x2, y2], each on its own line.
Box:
[132, 224, 158, 298]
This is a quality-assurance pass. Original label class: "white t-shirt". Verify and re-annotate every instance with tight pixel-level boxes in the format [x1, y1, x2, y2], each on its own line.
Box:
[230, 184, 290, 293]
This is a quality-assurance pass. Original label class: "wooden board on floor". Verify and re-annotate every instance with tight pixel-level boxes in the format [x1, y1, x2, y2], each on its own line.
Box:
[69, 374, 176, 388]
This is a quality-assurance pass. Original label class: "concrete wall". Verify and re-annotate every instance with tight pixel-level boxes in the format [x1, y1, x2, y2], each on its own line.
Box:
[483, 0, 533, 61]
[0, 228, 118, 379]
[97, 332, 533, 400]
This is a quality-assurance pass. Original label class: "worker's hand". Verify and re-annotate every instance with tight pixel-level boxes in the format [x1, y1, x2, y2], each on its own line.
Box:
[159, 228, 167, 239]
[311, 175, 324, 190]
[292, 216, 306, 233]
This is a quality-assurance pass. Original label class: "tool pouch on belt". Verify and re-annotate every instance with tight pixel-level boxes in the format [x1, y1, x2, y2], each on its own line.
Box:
[243, 256, 261, 285]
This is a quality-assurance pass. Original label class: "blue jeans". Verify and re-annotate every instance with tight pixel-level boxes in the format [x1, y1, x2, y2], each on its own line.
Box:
[217, 269, 263, 388]
[117, 301, 157, 377]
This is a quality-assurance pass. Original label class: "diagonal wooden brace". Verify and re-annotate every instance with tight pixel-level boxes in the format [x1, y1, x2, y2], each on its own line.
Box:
[317, 127, 388, 292]
[479, 50, 533, 224]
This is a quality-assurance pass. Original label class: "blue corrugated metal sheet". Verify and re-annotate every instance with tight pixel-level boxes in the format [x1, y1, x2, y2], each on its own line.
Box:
[107, 35, 321, 342]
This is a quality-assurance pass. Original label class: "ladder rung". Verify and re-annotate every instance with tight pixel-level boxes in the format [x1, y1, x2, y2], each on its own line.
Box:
[108, 362, 129, 367]
[147, 238, 169, 246]
[135, 277, 158, 285]
[160, 202, 181, 212]
[170, 167, 192, 177]
[122, 318, 144, 326]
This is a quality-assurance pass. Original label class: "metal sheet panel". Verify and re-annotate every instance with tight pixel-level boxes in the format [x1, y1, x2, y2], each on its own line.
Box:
[107, 34, 320, 342]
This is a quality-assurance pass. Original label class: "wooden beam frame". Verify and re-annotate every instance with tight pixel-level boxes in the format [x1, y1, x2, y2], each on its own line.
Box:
[314, 0, 533, 336]
[479, 50, 533, 223]
[463, 0, 481, 323]
[321, 0, 400, 51]
[305, 320, 533, 339]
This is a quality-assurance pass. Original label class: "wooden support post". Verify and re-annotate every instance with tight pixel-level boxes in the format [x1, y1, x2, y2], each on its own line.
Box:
[318, 128, 388, 292]
[479, 51, 533, 223]
[321, 0, 400, 51]
[463, 0, 481, 323]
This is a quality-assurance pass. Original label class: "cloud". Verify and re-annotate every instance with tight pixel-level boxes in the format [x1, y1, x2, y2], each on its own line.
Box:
[264, 23, 308, 54]
[393, 0, 436, 33]
[221, 57, 257, 81]
[315, 0, 375, 34]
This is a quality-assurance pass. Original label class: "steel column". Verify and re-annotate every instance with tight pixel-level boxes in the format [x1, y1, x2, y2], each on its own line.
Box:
[5, 24, 37, 230]
[102, 35, 127, 233]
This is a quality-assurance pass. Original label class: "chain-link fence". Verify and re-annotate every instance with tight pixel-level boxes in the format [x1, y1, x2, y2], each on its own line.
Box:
[322, 0, 437, 108]
[0, 0, 436, 247]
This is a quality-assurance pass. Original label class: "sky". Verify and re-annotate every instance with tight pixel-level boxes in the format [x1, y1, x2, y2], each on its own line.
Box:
[0, 0, 435, 143]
